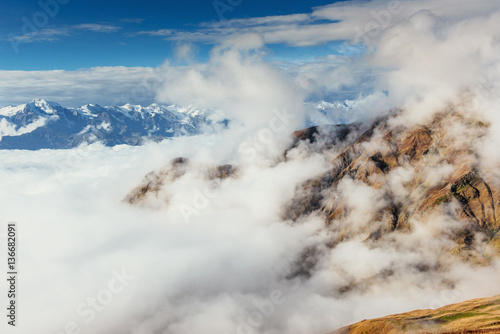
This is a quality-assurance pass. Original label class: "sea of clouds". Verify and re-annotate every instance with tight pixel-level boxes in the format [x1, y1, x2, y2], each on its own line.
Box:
[1, 1, 500, 333]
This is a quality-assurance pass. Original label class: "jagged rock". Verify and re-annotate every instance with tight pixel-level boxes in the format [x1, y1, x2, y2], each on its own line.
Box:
[284, 111, 500, 264]
[286, 123, 361, 157]
[125, 158, 237, 206]
[125, 157, 189, 205]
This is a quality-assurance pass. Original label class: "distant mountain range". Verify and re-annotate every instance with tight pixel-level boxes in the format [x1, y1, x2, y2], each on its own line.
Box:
[0, 99, 217, 150]
[0, 99, 353, 150]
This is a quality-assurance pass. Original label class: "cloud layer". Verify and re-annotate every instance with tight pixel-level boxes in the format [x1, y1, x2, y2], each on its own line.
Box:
[0, 67, 159, 108]
[1, 1, 500, 334]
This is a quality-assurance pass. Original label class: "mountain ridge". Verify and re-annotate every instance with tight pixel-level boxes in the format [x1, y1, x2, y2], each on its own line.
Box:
[0, 99, 215, 150]
[0, 98, 353, 150]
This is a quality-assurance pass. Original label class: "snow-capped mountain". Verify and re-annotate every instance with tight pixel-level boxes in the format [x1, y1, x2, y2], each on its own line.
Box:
[0, 99, 217, 150]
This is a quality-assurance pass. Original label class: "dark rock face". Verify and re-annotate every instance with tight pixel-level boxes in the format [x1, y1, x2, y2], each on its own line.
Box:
[287, 123, 361, 155]
[291, 124, 357, 146]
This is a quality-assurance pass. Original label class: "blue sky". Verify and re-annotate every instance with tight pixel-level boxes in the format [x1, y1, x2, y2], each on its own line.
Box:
[1, 0, 497, 108]
[0, 0, 351, 70]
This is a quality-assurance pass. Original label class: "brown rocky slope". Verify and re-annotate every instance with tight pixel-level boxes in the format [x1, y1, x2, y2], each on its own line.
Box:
[285, 110, 500, 264]
[126, 110, 500, 262]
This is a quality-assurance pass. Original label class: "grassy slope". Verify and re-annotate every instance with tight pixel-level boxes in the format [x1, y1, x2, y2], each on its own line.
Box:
[331, 296, 500, 334]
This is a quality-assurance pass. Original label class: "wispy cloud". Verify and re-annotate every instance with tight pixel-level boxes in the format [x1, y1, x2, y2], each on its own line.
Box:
[6, 23, 121, 43]
[73, 23, 121, 33]
[9, 28, 70, 43]
[128, 29, 173, 37]
[128, 0, 500, 47]
[120, 18, 145, 24]
[129, 14, 320, 45]
[199, 13, 312, 28]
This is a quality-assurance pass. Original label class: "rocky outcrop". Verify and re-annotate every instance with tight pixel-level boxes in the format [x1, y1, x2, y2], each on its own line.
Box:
[125, 157, 189, 205]
[288, 123, 360, 153]
[125, 157, 237, 205]
[284, 111, 500, 263]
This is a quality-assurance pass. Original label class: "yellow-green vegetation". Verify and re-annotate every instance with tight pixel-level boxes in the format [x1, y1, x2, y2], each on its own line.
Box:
[330, 295, 500, 334]
[486, 232, 500, 257]
[434, 194, 452, 205]
[437, 311, 486, 322]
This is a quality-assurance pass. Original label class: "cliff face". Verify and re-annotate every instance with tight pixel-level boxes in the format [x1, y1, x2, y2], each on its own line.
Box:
[330, 295, 500, 334]
[285, 111, 500, 263]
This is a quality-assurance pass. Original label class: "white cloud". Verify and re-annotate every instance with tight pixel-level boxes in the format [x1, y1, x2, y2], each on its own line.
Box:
[155, 34, 307, 134]
[175, 43, 196, 62]
[0, 67, 160, 108]
[1, 124, 499, 334]
[0, 117, 49, 139]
